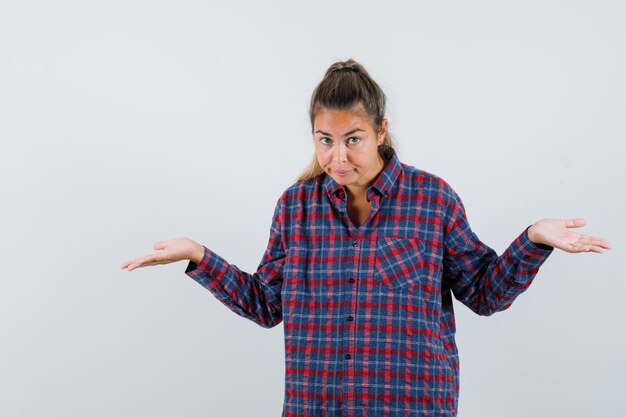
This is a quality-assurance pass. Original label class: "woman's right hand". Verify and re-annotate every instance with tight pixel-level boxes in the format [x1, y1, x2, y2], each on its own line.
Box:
[120, 237, 204, 272]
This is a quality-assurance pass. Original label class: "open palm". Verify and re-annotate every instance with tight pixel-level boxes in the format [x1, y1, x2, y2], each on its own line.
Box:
[120, 237, 200, 272]
[528, 218, 611, 254]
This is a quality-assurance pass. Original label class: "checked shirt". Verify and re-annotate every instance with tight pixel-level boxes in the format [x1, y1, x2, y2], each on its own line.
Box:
[185, 149, 554, 417]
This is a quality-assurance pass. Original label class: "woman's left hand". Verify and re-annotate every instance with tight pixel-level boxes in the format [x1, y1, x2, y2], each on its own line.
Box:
[527, 218, 612, 253]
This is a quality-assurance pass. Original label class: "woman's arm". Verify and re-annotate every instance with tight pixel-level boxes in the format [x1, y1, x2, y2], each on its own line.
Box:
[441, 184, 611, 317]
[184, 197, 286, 329]
[121, 196, 286, 329]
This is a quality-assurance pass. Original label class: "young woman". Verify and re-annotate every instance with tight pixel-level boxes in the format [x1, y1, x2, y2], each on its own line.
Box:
[121, 59, 611, 417]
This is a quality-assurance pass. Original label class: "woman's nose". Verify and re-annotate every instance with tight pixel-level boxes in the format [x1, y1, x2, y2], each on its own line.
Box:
[333, 143, 347, 162]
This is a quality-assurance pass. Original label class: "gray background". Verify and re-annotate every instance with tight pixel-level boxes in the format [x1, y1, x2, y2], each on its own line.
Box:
[1, 1, 624, 416]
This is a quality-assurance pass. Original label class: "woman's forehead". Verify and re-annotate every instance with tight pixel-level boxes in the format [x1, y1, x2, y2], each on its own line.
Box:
[313, 106, 372, 131]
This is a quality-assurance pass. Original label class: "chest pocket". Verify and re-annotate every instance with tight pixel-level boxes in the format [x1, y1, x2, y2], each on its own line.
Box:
[374, 236, 428, 290]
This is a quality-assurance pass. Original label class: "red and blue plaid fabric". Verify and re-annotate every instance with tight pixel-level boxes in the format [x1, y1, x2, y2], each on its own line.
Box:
[185, 149, 553, 417]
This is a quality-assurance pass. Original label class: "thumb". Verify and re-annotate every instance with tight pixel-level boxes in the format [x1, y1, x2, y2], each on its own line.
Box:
[153, 241, 167, 250]
[564, 218, 587, 228]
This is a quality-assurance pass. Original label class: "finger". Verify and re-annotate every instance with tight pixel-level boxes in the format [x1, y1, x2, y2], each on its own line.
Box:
[567, 241, 591, 253]
[128, 259, 171, 271]
[590, 236, 612, 249]
[587, 236, 612, 249]
[121, 252, 156, 268]
[576, 244, 606, 254]
[576, 235, 612, 249]
[121, 258, 142, 269]
[571, 241, 607, 253]
[127, 261, 153, 271]
[127, 254, 174, 271]
[124, 261, 143, 271]
[564, 218, 587, 228]
[127, 261, 152, 271]
[588, 245, 607, 253]
[124, 254, 159, 271]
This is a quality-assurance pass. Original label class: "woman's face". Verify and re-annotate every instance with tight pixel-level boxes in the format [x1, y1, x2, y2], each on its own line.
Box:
[313, 104, 388, 196]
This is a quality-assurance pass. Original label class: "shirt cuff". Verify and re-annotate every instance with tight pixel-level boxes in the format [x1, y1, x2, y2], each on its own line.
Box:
[184, 245, 240, 308]
[184, 245, 223, 288]
[508, 225, 554, 271]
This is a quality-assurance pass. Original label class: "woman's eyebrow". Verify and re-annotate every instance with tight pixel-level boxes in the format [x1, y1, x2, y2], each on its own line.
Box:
[315, 128, 366, 137]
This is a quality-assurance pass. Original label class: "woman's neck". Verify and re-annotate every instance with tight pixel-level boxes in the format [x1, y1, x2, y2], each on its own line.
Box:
[345, 185, 367, 203]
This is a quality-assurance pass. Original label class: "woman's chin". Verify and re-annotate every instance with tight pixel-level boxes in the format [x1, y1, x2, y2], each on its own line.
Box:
[332, 175, 353, 184]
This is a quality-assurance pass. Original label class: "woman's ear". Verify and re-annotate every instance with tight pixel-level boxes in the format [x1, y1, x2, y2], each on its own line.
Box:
[378, 119, 389, 143]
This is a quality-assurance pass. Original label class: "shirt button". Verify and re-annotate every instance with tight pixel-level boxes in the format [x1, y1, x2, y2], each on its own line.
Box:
[352, 240, 358, 247]
[348, 278, 355, 283]
[226, 297, 234, 304]
[345, 354, 352, 360]
[347, 316, 354, 322]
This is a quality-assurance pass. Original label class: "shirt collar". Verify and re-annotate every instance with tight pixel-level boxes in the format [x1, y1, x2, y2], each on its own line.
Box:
[323, 148, 402, 201]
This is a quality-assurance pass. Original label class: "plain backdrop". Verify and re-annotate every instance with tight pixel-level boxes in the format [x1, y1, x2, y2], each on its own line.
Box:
[1, 1, 624, 416]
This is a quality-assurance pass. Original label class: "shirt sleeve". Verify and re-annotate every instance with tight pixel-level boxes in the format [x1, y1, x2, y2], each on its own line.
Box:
[441, 183, 554, 316]
[184, 197, 285, 329]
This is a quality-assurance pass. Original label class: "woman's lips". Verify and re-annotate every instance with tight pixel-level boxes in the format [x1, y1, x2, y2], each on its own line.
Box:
[334, 169, 352, 177]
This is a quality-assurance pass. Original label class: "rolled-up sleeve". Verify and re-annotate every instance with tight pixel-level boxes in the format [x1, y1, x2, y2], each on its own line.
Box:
[184, 197, 286, 328]
[442, 183, 554, 316]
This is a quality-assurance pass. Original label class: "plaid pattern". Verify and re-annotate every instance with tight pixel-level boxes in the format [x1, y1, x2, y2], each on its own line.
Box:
[185, 149, 553, 416]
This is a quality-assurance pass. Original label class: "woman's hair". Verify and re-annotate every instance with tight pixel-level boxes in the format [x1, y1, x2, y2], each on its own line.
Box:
[296, 59, 397, 182]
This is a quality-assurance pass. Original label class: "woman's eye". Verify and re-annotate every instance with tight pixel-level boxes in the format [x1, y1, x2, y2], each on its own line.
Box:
[348, 137, 361, 144]
[320, 137, 331, 144]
